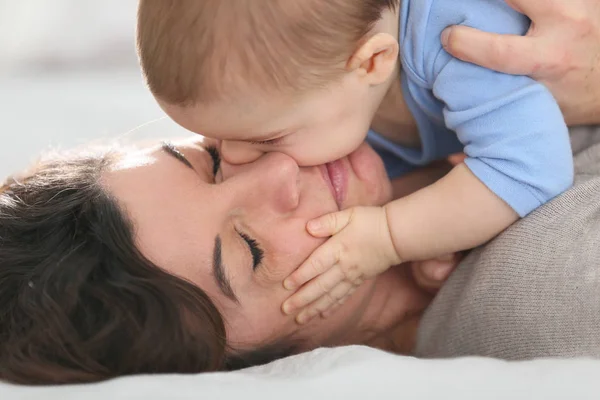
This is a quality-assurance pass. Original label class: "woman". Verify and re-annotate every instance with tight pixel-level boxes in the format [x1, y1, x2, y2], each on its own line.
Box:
[1, 0, 600, 385]
[417, 124, 600, 359]
[0, 138, 458, 384]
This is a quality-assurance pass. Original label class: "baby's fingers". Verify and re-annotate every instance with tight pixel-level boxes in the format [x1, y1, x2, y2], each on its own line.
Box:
[283, 239, 343, 290]
[307, 208, 354, 238]
[295, 280, 355, 324]
[282, 265, 347, 316]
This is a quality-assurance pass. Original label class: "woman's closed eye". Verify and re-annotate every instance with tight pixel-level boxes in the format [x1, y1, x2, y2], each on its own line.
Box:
[203, 144, 263, 271]
[236, 228, 264, 271]
[206, 145, 221, 177]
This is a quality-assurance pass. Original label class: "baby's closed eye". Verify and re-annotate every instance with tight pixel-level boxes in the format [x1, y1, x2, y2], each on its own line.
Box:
[248, 136, 285, 146]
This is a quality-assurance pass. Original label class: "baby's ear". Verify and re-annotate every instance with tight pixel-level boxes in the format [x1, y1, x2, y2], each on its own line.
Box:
[346, 33, 399, 85]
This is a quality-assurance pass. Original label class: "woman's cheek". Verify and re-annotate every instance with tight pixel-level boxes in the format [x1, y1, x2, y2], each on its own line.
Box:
[270, 238, 324, 282]
[346, 180, 391, 208]
[253, 259, 291, 287]
[254, 239, 312, 286]
[366, 160, 393, 206]
[378, 180, 393, 205]
[345, 150, 393, 207]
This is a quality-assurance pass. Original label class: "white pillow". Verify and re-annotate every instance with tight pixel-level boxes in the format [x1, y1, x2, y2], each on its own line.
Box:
[1, 346, 599, 400]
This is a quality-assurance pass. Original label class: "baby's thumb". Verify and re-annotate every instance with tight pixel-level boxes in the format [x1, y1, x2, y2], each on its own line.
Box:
[412, 254, 461, 292]
[307, 209, 352, 237]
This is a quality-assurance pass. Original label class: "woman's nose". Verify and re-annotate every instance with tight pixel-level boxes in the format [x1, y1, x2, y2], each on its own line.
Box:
[228, 152, 300, 214]
[221, 140, 264, 165]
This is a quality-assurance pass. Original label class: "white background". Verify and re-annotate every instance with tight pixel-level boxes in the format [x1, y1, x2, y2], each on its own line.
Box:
[0, 0, 186, 178]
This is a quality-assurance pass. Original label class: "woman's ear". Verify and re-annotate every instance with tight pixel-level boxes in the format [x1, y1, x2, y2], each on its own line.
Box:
[347, 33, 399, 85]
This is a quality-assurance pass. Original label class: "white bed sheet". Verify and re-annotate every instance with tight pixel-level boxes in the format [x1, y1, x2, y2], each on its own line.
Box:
[2, 346, 600, 400]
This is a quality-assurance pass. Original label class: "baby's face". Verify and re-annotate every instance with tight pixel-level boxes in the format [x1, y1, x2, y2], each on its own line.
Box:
[159, 73, 379, 167]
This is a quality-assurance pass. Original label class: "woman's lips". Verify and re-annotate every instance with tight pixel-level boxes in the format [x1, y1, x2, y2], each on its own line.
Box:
[320, 159, 348, 210]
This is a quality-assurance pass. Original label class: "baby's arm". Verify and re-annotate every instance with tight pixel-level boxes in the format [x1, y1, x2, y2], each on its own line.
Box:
[385, 162, 516, 261]
[281, 161, 525, 324]
[394, 54, 574, 258]
[283, 71, 574, 325]
[281, 161, 458, 324]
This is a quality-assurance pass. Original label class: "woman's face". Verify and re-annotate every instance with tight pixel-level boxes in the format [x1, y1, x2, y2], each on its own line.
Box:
[103, 137, 392, 350]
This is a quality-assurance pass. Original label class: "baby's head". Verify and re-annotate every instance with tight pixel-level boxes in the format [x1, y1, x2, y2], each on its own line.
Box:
[137, 0, 399, 166]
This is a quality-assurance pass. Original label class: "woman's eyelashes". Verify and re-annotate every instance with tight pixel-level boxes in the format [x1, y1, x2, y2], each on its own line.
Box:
[206, 145, 221, 177]
[206, 145, 263, 271]
[236, 229, 264, 271]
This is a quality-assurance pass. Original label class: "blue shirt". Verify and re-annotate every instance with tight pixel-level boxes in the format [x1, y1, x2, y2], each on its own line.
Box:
[367, 0, 573, 217]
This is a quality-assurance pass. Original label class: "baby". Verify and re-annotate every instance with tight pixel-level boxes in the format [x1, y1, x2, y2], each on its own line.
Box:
[137, 0, 574, 323]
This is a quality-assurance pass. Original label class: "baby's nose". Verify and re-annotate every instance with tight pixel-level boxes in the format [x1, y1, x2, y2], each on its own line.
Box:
[221, 140, 264, 165]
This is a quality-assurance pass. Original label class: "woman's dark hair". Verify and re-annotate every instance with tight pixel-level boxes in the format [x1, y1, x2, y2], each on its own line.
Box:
[0, 149, 295, 385]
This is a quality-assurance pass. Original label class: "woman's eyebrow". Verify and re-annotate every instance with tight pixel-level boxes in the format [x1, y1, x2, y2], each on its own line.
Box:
[213, 236, 239, 303]
[161, 141, 193, 169]
[160, 142, 236, 301]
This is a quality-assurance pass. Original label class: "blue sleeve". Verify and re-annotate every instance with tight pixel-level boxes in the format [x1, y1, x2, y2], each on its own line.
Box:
[435, 57, 573, 217]
[401, 0, 574, 217]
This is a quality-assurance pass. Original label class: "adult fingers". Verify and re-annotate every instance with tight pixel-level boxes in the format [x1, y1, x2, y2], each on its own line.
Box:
[442, 26, 542, 76]
[505, 0, 553, 20]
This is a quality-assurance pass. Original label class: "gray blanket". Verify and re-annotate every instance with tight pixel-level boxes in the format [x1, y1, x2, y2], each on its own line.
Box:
[416, 126, 600, 360]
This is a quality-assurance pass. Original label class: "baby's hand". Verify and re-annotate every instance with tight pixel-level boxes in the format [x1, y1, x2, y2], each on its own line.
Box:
[282, 206, 401, 324]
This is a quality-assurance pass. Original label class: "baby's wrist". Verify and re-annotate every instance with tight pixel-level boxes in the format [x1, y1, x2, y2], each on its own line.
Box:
[380, 205, 403, 265]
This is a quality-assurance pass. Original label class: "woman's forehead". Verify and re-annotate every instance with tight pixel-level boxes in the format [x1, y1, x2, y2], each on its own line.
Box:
[110, 136, 209, 167]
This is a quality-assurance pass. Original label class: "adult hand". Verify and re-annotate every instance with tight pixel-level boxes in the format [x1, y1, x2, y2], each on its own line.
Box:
[441, 0, 600, 126]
